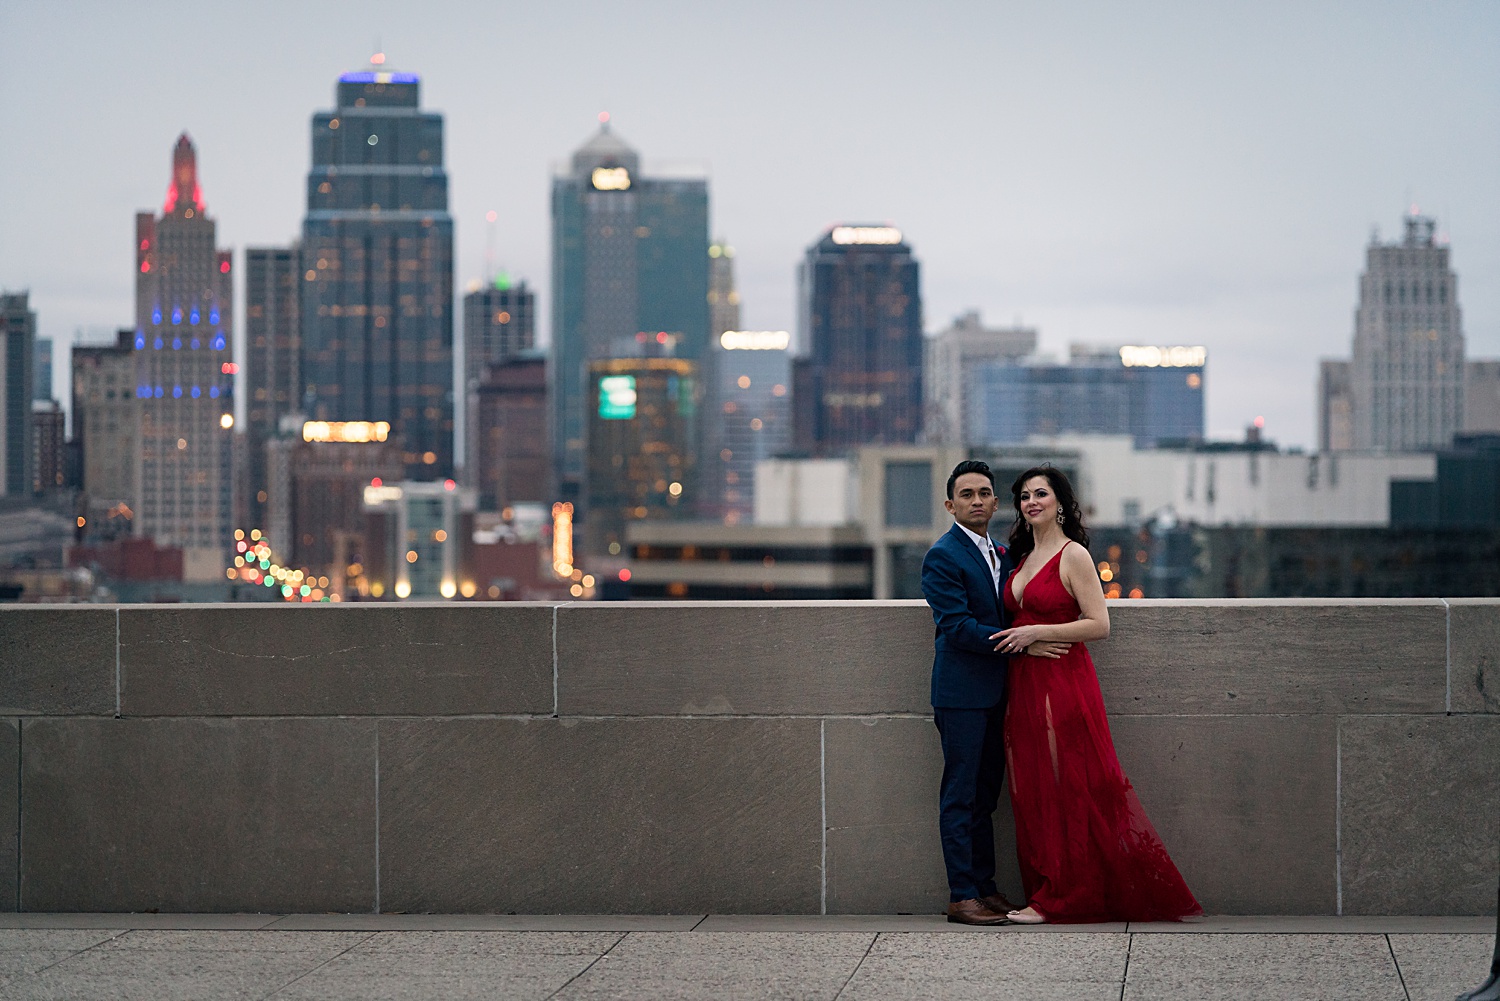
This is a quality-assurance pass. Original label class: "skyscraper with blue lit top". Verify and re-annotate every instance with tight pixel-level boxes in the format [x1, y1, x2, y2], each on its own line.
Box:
[133, 133, 235, 571]
[300, 60, 454, 480]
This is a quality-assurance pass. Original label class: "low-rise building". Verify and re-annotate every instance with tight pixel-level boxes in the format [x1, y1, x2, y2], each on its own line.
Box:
[625, 522, 871, 599]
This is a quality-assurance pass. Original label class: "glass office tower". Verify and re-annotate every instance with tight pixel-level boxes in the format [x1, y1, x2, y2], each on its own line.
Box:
[550, 121, 709, 502]
[970, 345, 1206, 448]
[0, 292, 36, 497]
[244, 245, 301, 530]
[301, 63, 454, 479]
[793, 225, 923, 455]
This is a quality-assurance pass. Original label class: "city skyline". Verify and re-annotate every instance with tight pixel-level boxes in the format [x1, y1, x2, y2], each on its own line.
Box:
[2, 1, 1497, 448]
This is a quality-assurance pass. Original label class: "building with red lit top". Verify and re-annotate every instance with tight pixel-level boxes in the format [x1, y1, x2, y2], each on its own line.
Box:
[133, 133, 235, 580]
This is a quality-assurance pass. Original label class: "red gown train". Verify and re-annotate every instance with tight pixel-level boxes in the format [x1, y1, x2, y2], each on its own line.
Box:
[1002, 543, 1202, 923]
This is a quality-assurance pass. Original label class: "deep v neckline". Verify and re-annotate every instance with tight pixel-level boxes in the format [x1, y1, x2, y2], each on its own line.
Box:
[1010, 543, 1069, 609]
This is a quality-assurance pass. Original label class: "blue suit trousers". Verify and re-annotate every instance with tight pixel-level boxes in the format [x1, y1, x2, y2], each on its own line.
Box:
[934, 703, 1007, 903]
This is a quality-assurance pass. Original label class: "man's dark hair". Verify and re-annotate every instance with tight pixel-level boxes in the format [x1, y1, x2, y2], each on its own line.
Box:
[946, 459, 995, 499]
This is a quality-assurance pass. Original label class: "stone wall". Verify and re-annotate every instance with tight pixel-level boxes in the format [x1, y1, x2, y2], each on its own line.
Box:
[0, 599, 1496, 915]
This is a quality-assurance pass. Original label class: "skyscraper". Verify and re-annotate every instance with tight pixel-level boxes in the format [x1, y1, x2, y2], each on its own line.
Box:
[1349, 212, 1464, 450]
[1317, 359, 1352, 452]
[301, 61, 455, 479]
[585, 356, 697, 556]
[0, 291, 36, 497]
[133, 134, 234, 574]
[31, 400, 65, 493]
[924, 311, 1036, 445]
[244, 246, 301, 529]
[71, 330, 138, 517]
[793, 225, 923, 456]
[550, 120, 710, 501]
[34, 337, 52, 402]
[462, 277, 535, 485]
[474, 353, 548, 510]
[707, 239, 740, 341]
[699, 243, 789, 523]
[970, 344, 1206, 448]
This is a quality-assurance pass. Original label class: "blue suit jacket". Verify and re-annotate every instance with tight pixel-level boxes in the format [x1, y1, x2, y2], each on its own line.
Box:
[921, 522, 1015, 709]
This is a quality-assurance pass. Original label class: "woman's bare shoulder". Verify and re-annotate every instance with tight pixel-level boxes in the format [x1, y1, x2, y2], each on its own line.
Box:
[1061, 540, 1095, 571]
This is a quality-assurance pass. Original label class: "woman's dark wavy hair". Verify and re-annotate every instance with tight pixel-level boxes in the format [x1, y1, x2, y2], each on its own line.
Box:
[1006, 465, 1089, 562]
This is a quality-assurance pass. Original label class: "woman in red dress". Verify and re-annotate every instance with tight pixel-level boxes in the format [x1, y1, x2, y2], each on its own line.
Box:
[990, 466, 1201, 924]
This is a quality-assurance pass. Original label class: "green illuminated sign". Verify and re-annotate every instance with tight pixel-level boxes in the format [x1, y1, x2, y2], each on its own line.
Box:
[599, 375, 637, 419]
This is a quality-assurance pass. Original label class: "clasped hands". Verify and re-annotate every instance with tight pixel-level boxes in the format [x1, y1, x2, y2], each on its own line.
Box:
[990, 624, 1071, 659]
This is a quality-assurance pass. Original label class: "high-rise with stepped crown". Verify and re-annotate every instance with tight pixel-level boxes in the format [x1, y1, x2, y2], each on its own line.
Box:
[132, 134, 235, 577]
[1350, 212, 1465, 451]
[300, 59, 454, 479]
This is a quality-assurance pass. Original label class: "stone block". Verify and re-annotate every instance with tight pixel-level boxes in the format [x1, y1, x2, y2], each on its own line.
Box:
[275, 931, 626, 1001]
[378, 717, 821, 914]
[18, 931, 369, 1001]
[0, 608, 116, 716]
[1093, 600, 1446, 714]
[844, 934, 1130, 1000]
[1447, 599, 1500, 713]
[118, 604, 554, 716]
[1340, 714, 1500, 915]
[556, 932, 873, 1001]
[823, 717, 1021, 915]
[1109, 715, 1338, 914]
[20, 718, 376, 913]
[1123, 933, 1406, 1000]
[1388, 934, 1499, 1001]
[0, 720, 15, 912]
[556, 602, 933, 715]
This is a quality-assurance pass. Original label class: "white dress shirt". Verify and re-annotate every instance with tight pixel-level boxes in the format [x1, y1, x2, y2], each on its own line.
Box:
[955, 521, 1001, 595]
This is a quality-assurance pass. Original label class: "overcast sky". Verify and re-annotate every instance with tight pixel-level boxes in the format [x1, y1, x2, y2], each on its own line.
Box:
[3, 1, 1497, 447]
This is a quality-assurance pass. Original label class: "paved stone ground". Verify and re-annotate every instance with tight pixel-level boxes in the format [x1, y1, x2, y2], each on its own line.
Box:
[0, 915, 1489, 1000]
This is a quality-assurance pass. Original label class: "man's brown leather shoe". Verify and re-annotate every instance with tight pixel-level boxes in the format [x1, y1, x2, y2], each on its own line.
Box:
[945, 898, 1011, 926]
[981, 893, 1018, 913]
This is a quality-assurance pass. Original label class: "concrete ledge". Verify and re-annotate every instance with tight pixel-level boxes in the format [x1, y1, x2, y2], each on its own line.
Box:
[0, 600, 1496, 917]
[0, 607, 116, 716]
[556, 602, 933, 715]
[1093, 601, 1447, 715]
[118, 604, 555, 716]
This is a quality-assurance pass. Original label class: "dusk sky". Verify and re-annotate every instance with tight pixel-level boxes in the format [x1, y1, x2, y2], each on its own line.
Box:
[3, 1, 1496, 448]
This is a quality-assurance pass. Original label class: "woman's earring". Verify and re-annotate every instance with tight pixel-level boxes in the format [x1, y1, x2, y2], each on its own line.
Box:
[1056, 511, 1065, 525]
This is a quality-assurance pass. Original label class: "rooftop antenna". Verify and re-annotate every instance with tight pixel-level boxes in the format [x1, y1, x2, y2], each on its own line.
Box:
[484, 210, 498, 283]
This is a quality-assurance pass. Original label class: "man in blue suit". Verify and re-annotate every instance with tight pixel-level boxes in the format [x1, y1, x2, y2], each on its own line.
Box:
[921, 459, 1068, 925]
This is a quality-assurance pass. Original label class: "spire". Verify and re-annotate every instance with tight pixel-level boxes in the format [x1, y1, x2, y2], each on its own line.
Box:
[163, 132, 205, 216]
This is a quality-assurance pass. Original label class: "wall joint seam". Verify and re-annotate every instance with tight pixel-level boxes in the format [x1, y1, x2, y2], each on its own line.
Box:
[820, 718, 827, 916]
[373, 725, 381, 915]
[114, 608, 121, 719]
[1442, 598, 1451, 714]
[14, 720, 21, 912]
[1335, 717, 1343, 916]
